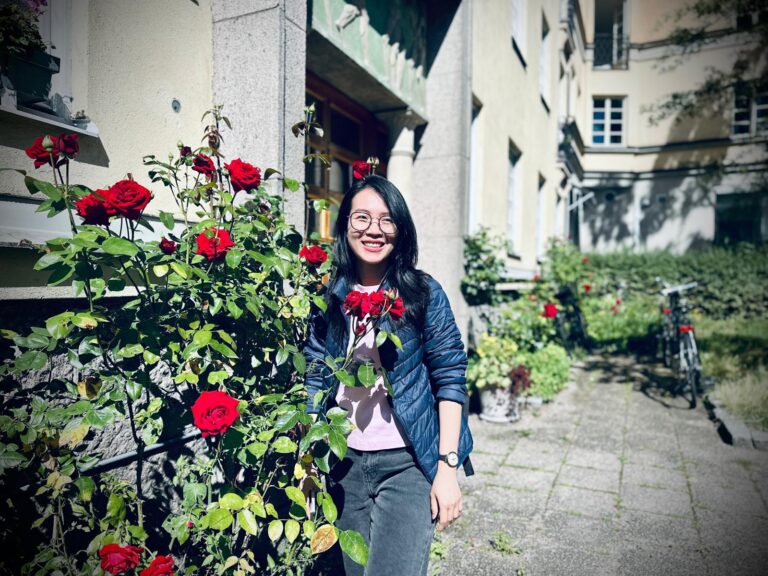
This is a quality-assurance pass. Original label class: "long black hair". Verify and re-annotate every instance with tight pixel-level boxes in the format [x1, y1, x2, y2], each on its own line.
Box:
[328, 174, 430, 331]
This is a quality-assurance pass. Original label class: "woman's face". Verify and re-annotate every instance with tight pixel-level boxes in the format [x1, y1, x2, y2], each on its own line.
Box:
[346, 187, 397, 276]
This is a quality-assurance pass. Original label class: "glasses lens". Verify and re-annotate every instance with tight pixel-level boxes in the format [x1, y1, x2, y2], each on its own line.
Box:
[379, 218, 396, 234]
[350, 212, 371, 231]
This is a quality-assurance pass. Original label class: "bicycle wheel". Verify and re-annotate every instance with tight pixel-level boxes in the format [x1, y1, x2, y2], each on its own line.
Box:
[661, 319, 672, 368]
[679, 332, 698, 409]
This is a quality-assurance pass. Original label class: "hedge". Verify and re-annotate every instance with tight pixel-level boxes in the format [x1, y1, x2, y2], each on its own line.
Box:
[584, 244, 768, 319]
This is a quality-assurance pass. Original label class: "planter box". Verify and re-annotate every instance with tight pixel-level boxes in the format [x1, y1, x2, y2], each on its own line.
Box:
[478, 387, 520, 423]
[4, 49, 60, 104]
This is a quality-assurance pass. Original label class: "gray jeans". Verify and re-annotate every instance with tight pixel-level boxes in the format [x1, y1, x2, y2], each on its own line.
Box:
[328, 447, 435, 576]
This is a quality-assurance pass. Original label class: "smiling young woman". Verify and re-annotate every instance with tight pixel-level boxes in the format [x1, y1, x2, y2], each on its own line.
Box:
[304, 175, 474, 576]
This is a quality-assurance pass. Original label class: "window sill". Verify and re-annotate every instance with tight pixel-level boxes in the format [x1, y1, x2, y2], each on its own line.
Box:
[0, 101, 99, 138]
[506, 250, 522, 261]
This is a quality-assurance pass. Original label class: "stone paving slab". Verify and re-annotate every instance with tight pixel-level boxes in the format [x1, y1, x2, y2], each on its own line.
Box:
[431, 355, 768, 576]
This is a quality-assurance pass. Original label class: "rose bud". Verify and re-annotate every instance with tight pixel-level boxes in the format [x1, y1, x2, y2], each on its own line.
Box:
[159, 237, 178, 255]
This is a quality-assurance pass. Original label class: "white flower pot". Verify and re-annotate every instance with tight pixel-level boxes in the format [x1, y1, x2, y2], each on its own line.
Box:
[479, 387, 519, 423]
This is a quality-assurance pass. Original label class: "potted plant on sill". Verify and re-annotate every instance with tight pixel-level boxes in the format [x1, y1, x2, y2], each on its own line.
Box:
[467, 335, 520, 423]
[0, 1, 60, 105]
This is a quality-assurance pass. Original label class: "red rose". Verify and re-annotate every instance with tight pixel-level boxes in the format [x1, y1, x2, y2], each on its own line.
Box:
[543, 303, 558, 319]
[180, 146, 193, 158]
[679, 325, 694, 333]
[532, 274, 541, 282]
[99, 544, 143, 575]
[192, 154, 216, 177]
[581, 257, 589, 264]
[299, 245, 327, 267]
[140, 555, 174, 576]
[105, 180, 152, 220]
[75, 192, 112, 226]
[662, 307, 672, 315]
[159, 237, 178, 255]
[369, 291, 386, 316]
[186, 520, 194, 529]
[354, 323, 367, 336]
[352, 160, 371, 180]
[225, 158, 261, 192]
[615, 299, 622, 306]
[388, 296, 405, 321]
[59, 133, 79, 157]
[195, 228, 235, 261]
[583, 283, 592, 293]
[344, 290, 368, 319]
[25, 135, 59, 168]
[191, 390, 240, 437]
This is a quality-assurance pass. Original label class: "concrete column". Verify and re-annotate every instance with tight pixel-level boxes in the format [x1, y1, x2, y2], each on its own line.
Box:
[212, 0, 306, 233]
[376, 108, 425, 206]
[411, 0, 472, 341]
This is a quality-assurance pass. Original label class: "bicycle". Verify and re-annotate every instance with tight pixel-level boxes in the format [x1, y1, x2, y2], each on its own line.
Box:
[555, 284, 591, 356]
[658, 280, 701, 408]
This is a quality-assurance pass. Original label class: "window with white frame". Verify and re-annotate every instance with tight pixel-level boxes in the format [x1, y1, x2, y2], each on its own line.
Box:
[511, 0, 527, 64]
[539, 13, 550, 108]
[592, 97, 625, 145]
[507, 142, 522, 254]
[732, 83, 768, 137]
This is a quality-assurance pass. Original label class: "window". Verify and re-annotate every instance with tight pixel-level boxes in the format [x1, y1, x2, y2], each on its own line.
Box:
[539, 14, 550, 109]
[536, 174, 546, 258]
[715, 192, 768, 245]
[510, 0, 527, 65]
[592, 97, 625, 145]
[507, 142, 522, 255]
[593, 0, 628, 69]
[732, 83, 768, 138]
[305, 72, 389, 240]
[735, 8, 767, 30]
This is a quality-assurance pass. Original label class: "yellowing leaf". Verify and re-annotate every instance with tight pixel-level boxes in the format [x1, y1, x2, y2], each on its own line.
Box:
[310, 524, 338, 555]
[294, 462, 306, 480]
[77, 376, 101, 399]
[59, 422, 90, 448]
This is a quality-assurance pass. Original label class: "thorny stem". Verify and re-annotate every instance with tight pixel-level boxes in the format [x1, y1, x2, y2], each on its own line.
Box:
[56, 498, 76, 576]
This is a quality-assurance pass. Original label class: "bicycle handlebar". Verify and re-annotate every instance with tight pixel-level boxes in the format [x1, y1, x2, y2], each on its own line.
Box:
[660, 281, 699, 296]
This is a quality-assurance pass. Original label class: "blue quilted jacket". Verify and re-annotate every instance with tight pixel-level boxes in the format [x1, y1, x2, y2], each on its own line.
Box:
[303, 275, 474, 482]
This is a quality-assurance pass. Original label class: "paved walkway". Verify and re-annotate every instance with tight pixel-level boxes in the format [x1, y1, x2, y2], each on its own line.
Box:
[435, 355, 768, 576]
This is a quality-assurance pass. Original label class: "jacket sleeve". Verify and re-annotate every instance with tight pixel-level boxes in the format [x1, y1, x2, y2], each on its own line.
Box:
[303, 300, 329, 414]
[423, 280, 468, 405]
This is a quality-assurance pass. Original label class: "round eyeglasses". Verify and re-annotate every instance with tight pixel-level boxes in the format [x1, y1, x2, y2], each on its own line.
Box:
[348, 211, 397, 234]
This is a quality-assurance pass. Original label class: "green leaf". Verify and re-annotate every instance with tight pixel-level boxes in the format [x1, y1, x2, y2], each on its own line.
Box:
[143, 350, 161, 365]
[192, 330, 212, 348]
[118, 343, 144, 358]
[340, 529, 369, 566]
[207, 508, 234, 531]
[272, 436, 297, 454]
[170, 261, 188, 278]
[268, 519, 283, 542]
[284, 486, 306, 511]
[293, 353, 306, 374]
[159, 211, 175, 230]
[312, 294, 327, 312]
[328, 429, 347, 460]
[326, 407, 348, 423]
[126, 380, 143, 401]
[321, 492, 338, 523]
[153, 264, 169, 278]
[275, 347, 289, 366]
[102, 237, 139, 257]
[285, 519, 300, 543]
[357, 364, 377, 388]
[15, 350, 47, 371]
[274, 410, 300, 433]
[375, 330, 387, 348]
[225, 249, 243, 269]
[388, 333, 403, 350]
[106, 494, 126, 523]
[237, 509, 259, 535]
[34, 252, 62, 271]
[183, 482, 207, 506]
[303, 520, 316, 538]
[219, 492, 245, 510]
[283, 177, 301, 192]
[24, 175, 61, 199]
[336, 369, 355, 388]
[74, 476, 96, 502]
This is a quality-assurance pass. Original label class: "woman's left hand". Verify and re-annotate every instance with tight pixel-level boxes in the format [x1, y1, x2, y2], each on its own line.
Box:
[431, 466, 462, 531]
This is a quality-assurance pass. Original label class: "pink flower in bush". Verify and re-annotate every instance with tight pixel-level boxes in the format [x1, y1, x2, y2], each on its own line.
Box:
[225, 158, 261, 192]
[543, 303, 558, 319]
[192, 153, 216, 177]
[105, 180, 152, 220]
[191, 391, 240, 437]
[140, 555, 174, 576]
[75, 192, 112, 226]
[99, 544, 143, 575]
[195, 228, 235, 261]
[299, 245, 327, 267]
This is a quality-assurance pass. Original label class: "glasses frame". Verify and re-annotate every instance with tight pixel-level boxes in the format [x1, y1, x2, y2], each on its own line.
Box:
[348, 211, 397, 234]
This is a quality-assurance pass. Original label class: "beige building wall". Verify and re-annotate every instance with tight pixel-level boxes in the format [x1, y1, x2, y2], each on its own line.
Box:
[0, 0, 214, 222]
[472, 0, 564, 275]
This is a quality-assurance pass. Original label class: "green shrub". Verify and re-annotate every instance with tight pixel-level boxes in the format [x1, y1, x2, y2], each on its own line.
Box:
[517, 343, 570, 400]
[582, 294, 661, 352]
[712, 369, 768, 431]
[489, 296, 558, 353]
[461, 227, 510, 306]
[466, 335, 519, 391]
[582, 244, 768, 319]
[696, 316, 768, 381]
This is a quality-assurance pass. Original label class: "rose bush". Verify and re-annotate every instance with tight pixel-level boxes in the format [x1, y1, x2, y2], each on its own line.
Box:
[0, 105, 369, 575]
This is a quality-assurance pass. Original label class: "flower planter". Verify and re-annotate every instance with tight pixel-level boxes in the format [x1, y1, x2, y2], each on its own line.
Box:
[4, 49, 60, 104]
[479, 387, 519, 423]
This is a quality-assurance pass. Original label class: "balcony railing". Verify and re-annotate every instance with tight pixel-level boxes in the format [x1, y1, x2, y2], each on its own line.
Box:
[593, 33, 628, 69]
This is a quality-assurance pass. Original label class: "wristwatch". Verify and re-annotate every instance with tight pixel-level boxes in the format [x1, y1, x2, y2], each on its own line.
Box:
[438, 451, 459, 468]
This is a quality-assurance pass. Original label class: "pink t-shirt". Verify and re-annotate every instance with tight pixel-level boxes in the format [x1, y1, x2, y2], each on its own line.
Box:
[335, 283, 410, 451]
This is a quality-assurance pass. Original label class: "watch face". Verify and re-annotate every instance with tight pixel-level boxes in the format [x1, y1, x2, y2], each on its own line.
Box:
[447, 452, 459, 467]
